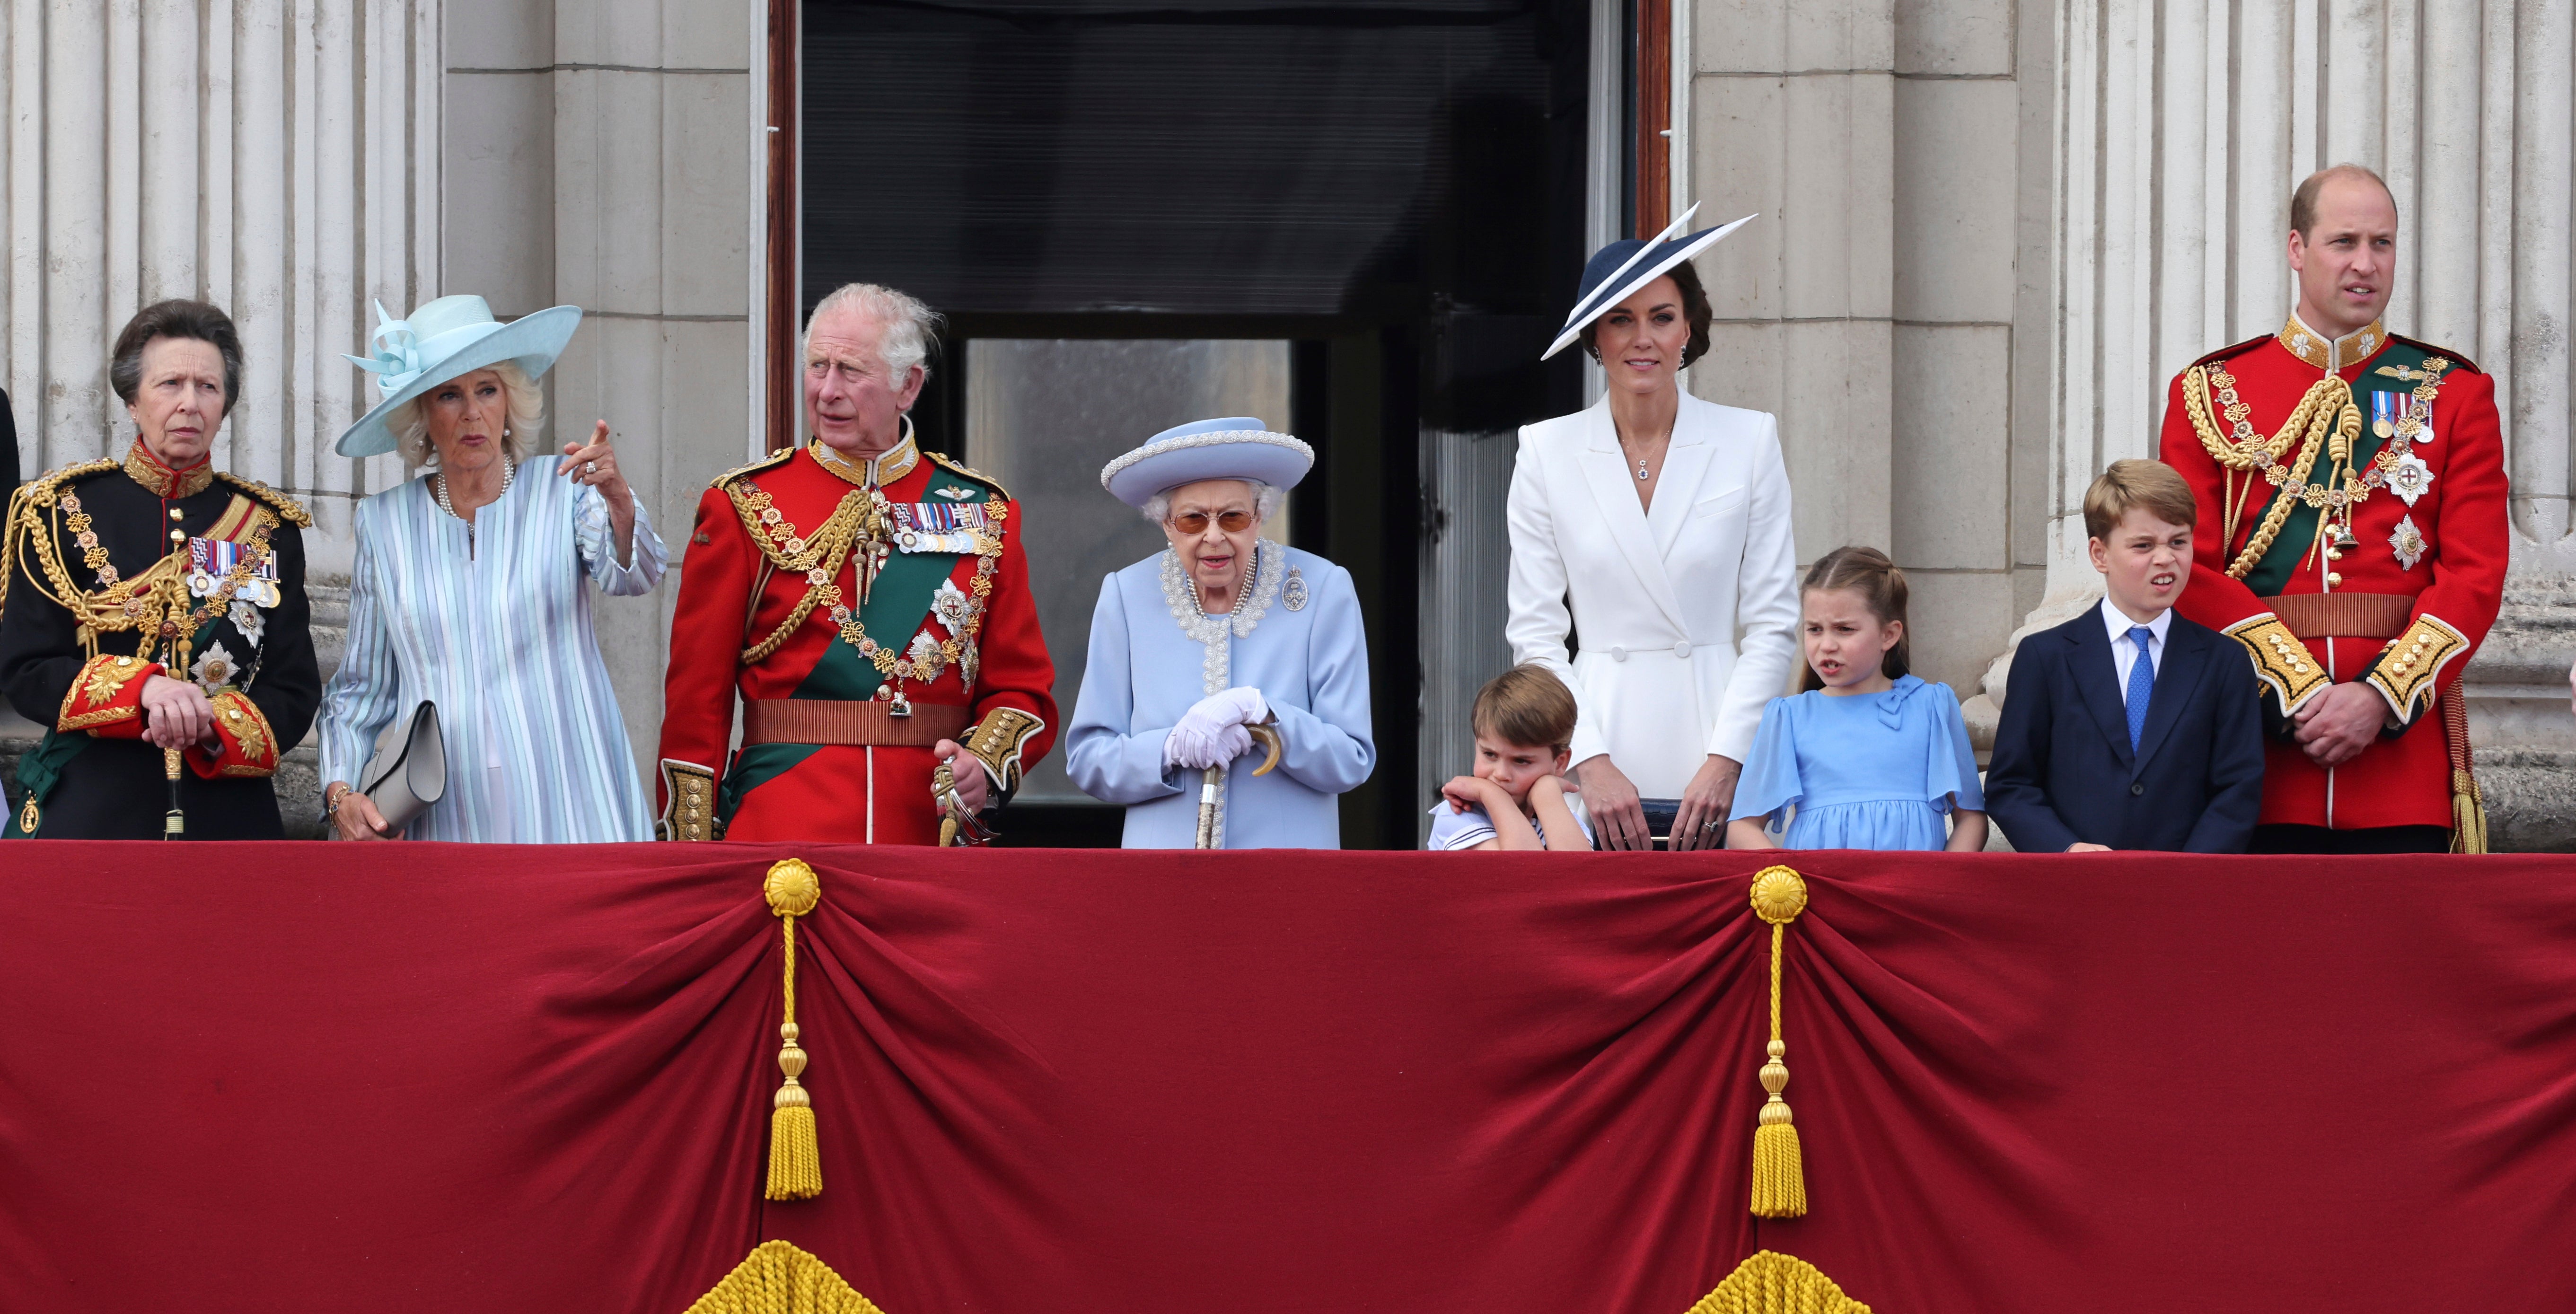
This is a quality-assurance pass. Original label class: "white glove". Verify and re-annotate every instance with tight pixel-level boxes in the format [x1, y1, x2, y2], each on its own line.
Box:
[1163, 686, 1270, 771]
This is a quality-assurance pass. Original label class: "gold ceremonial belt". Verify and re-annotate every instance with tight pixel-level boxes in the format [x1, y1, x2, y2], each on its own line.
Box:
[741, 698, 970, 747]
[2262, 592, 2411, 641]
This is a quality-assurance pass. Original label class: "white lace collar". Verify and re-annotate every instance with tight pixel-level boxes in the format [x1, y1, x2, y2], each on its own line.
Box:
[1158, 541, 1283, 648]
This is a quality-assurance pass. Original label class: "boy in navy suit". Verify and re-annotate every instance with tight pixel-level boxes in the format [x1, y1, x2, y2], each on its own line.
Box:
[1987, 460, 2264, 852]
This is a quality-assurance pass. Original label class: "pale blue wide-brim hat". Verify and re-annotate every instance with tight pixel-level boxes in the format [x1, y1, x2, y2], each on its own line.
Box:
[333, 294, 584, 457]
[1540, 203, 1756, 360]
[1100, 417, 1315, 509]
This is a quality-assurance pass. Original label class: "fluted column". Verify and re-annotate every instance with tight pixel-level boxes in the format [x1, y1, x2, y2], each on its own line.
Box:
[0, 1, 442, 577]
[2035, 0, 2576, 845]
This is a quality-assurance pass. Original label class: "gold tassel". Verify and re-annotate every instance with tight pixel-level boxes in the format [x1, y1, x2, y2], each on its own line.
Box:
[2443, 691, 2489, 855]
[1748, 866, 1810, 1219]
[764, 859, 824, 1201]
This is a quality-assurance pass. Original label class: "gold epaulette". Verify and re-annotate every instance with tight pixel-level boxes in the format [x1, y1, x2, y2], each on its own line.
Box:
[926, 449, 1011, 501]
[215, 472, 313, 527]
[2387, 334, 2481, 375]
[2363, 613, 2470, 726]
[14, 459, 120, 509]
[709, 446, 798, 491]
[2222, 613, 2330, 716]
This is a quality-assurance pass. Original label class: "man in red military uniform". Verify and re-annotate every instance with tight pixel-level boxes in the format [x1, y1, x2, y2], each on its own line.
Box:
[2159, 165, 2506, 853]
[657, 283, 1055, 843]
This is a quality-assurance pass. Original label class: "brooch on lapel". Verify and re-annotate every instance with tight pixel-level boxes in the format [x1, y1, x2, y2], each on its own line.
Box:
[933, 484, 977, 500]
[1283, 565, 1309, 612]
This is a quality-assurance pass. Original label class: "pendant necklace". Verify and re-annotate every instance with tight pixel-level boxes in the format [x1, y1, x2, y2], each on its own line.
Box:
[1620, 422, 1670, 481]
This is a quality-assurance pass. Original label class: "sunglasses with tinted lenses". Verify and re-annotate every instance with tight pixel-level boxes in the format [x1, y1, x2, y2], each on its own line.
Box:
[1168, 509, 1256, 534]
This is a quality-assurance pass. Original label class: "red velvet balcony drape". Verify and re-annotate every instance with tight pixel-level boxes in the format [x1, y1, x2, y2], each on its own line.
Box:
[1, 844, 2570, 1312]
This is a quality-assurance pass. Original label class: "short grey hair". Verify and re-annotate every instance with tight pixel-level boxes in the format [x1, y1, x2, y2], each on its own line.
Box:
[805, 282, 942, 385]
[389, 361, 544, 470]
[1142, 479, 1284, 526]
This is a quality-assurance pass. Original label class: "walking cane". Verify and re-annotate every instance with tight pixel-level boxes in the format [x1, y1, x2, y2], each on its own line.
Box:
[1194, 724, 1282, 849]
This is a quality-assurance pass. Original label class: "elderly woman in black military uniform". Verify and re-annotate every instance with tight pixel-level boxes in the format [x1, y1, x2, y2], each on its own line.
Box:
[0, 300, 318, 838]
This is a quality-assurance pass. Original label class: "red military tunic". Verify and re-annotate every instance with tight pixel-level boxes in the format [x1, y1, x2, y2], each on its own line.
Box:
[655, 434, 1056, 843]
[2158, 316, 2507, 835]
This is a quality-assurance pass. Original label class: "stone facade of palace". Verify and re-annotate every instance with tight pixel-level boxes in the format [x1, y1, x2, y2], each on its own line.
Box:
[4, 0, 2570, 843]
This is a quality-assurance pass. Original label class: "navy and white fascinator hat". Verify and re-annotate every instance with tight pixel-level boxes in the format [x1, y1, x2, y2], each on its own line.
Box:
[1540, 204, 1756, 360]
[1100, 417, 1316, 510]
[334, 294, 584, 457]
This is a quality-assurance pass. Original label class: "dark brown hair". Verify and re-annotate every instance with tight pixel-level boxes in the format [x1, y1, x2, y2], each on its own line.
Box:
[1798, 546, 1910, 692]
[109, 299, 244, 411]
[1584, 260, 1714, 369]
[2083, 458, 2198, 542]
[2289, 163, 2396, 238]
[1471, 664, 1579, 753]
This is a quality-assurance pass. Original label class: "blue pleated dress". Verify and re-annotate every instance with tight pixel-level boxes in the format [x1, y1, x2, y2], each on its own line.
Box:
[1728, 675, 1983, 851]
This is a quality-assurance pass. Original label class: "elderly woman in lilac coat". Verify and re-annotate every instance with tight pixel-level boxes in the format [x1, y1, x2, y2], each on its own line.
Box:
[1065, 419, 1375, 848]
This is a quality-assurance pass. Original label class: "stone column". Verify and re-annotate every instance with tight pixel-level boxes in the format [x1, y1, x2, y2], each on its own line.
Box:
[0, 0, 440, 569]
[2020, 0, 2576, 846]
[1684, 0, 2053, 695]
[441, 0, 761, 791]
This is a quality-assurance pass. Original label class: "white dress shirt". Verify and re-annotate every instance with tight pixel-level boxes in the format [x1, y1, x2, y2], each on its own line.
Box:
[2099, 595, 2172, 707]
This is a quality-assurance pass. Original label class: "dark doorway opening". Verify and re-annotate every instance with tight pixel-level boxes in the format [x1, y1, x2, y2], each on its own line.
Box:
[804, 0, 1594, 847]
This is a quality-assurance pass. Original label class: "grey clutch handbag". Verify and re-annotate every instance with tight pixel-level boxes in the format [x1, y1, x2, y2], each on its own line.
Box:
[359, 701, 446, 834]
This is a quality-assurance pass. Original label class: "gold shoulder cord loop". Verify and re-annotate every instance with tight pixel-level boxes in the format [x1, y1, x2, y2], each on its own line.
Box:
[2182, 366, 2358, 578]
[764, 859, 824, 1201]
[1748, 866, 1810, 1218]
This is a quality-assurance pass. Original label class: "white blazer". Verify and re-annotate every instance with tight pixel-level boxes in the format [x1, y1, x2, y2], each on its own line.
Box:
[1505, 391, 1800, 797]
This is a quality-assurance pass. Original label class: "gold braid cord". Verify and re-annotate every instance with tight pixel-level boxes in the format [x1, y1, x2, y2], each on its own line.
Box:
[764, 859, 824, 1201]
[1748, 867, 1810, 1219]
[1682, 1250, 1873, 1314]
[2181, 365, 2360, 579]
[684, 1240, 889, 1314]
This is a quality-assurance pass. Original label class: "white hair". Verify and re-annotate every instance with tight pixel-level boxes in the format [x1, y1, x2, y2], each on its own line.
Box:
[805, 282, 942, 384]
[1142, 480, 1284, 526]
[390, 360, 544, 470]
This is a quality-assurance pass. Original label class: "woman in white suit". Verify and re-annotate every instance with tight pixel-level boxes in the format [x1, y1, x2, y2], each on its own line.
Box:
[1507, 210, 1800, 850]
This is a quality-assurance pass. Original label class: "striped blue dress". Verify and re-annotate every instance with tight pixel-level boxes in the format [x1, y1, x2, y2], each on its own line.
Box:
[318, 464, 668, 841]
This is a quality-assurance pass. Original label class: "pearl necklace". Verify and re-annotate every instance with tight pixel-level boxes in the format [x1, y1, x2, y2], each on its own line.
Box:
[433, 459, 515, 521]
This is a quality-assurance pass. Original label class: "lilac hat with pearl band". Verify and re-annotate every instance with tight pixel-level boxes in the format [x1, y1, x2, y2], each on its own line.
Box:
[1099, 417, 1315, 509]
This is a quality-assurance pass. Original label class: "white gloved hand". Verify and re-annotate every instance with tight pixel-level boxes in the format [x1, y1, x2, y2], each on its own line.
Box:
[1166, 722, 1255, 772]
[1163, 686, 1270, 771]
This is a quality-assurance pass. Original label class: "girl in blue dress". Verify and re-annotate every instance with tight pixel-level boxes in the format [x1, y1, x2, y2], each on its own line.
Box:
[1725, 546, 1987, 851]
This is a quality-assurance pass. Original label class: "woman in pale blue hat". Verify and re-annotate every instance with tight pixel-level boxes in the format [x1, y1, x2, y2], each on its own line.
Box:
[1065, 419, 1375, 848]
[1506, 207, 1801, 851]
[317, 295, 668, 841]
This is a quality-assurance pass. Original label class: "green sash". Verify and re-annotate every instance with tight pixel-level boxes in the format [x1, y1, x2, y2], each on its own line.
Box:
[2238, 340, 2435, 597]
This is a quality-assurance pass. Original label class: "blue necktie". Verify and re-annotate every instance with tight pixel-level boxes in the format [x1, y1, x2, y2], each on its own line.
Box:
[2124, 626, 2155, 752]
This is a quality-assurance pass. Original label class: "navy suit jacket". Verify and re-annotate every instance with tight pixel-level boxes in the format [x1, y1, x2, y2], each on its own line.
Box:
[1986, 607, 2264, 853]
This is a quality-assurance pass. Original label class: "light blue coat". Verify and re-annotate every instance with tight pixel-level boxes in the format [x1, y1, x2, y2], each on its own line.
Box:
[1067, 544, 1375, 848]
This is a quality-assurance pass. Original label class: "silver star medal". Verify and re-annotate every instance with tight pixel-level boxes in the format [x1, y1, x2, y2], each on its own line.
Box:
[2388, 515, 2427, 571]
[931, 578, 972, 637]
[229, 598, 265, 648]
[2386, 454, 2434, 507]
[189, 640, 238, 695]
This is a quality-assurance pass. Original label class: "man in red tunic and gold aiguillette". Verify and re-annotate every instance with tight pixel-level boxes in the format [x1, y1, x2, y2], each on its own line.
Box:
[656, 284, 1055, 844]
[2159, 165, 2506, 854]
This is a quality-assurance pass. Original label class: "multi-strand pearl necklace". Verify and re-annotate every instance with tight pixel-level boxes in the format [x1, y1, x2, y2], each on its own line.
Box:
[434, 460, 515, 556]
